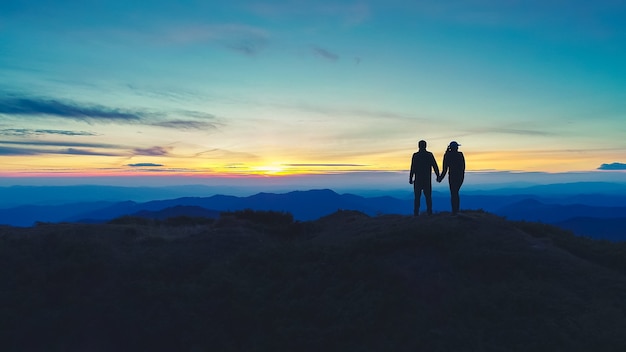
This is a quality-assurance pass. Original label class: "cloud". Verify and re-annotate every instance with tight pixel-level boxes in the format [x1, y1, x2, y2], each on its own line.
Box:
[151, 120, 219, 130]
[286, 102, 423, 121]
[179, 111, 217, 119]
[225, 37, 268, 56]
[0, 95, 221, 130]
[1, 140, 124, 149]
[448, 126, 556, 140]
[163, 24, 269, 56]
[476, 127, 554, 136]
[63, 22, 270, 57]
[0, 128, 98, 137]
[285, 163, 366, 167]
[499, 128, 553, 136]
[64, 148, 123, 156]
[598, 162, 626, 170]
[0, 145, 124, 157]
[0, 146, 40, 156]
[127, 163, 164, 167]
[133, 146, 170, 156]
[0, 139, 127, 157]
[0, 97, 144, 122]
[313, 46, 339, 61]
[194, 148, 259, 160]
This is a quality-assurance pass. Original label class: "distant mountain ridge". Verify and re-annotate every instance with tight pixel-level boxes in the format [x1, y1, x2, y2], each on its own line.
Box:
[0, 185, 217, 207]
[1, 188, 624, 240]
[468, 181, 626, 196]
[3, 181, 626, 207]
[67, 189, 409, 224]
[497, 198, 626, 222]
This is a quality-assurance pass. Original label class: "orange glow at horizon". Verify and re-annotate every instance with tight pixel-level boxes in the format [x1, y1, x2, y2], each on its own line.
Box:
[0, 146, 620, 178]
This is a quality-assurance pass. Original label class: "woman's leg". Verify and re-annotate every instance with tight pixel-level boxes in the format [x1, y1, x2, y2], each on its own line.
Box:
[449, 182, 461, 214]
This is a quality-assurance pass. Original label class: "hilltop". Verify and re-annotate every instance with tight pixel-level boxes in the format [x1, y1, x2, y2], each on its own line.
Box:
[1, 210, 626, 351]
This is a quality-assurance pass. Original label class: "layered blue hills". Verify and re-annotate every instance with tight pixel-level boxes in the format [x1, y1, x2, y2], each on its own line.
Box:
[65, 189, 407, 223]
[1, 186, 624, 241]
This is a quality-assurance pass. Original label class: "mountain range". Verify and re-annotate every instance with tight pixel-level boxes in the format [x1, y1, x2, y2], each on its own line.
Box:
[1, 187, 624, 241]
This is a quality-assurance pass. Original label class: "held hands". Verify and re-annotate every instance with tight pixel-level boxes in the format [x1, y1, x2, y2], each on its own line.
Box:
[436, 175, 443, 183]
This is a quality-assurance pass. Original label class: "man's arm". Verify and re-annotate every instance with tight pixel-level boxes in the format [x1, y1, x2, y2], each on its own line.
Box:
[431, 153, 440, 178]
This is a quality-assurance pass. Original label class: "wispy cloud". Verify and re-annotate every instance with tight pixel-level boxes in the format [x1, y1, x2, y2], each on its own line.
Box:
[0, 139, 128, 157]
[0, 128, 98, 137]
[162, 24, 269, 56]
[194, 148, 259, 161]
[282, 102, 426, 121]
[0, 146, 40, 156]
[65, 22, 270, 57]
[472, 127, 555, 136]
[179, 110, 217, 119]
[150, 120, 219, 130]
[313, 46, 339, 61]
[0, 94, 223, 130]
[225, 37, 268, 56]
[0, 140, 124, 149]
[0, 97, 143, 122]
[64, 148, 123, 156]
[133, 146, 171, 156]
[0, 145, 125, 157]
[127, 163, 164, 167]
[441, 126, 556, 141]
[285, 163, 366, 167]
[598, 162, 626, 170]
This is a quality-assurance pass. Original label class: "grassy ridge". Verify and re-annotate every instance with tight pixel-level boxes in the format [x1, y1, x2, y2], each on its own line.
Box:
[1, 210, 625, 351]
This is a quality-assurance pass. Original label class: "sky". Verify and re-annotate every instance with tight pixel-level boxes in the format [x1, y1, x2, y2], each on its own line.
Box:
[1, 0, 625, 188]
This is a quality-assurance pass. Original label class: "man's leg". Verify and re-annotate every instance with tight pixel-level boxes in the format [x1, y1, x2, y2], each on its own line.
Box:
[413, 185, 422, 216]
[424, 182, 433, 215]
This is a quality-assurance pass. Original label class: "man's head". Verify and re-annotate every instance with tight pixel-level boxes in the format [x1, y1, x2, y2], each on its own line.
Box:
[418, 140, 427, 150]
[449, 141, 460, 151]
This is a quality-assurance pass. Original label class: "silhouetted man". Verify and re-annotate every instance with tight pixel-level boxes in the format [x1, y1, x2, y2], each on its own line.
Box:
[409, 140, 440, 216]
[438, 141, 465, 215]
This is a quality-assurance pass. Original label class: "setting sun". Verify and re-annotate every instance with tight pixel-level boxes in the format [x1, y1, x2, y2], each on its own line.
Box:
[251, 164, 288, 175]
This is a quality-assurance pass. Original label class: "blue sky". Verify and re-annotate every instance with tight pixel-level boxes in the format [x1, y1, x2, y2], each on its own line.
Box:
[1, 0, 625, 187]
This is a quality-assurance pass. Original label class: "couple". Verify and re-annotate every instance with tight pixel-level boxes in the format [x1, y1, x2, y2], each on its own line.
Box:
[409, 140, 465, 216]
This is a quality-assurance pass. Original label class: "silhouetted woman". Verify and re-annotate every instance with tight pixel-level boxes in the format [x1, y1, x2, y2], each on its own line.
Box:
[438, 141, 465, 215]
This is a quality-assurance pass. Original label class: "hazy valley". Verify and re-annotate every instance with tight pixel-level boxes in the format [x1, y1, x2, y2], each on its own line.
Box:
[1, 183, 625, 241]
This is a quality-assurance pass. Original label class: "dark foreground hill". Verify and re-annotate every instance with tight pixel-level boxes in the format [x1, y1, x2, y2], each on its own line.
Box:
[1, 211, 626, 351]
